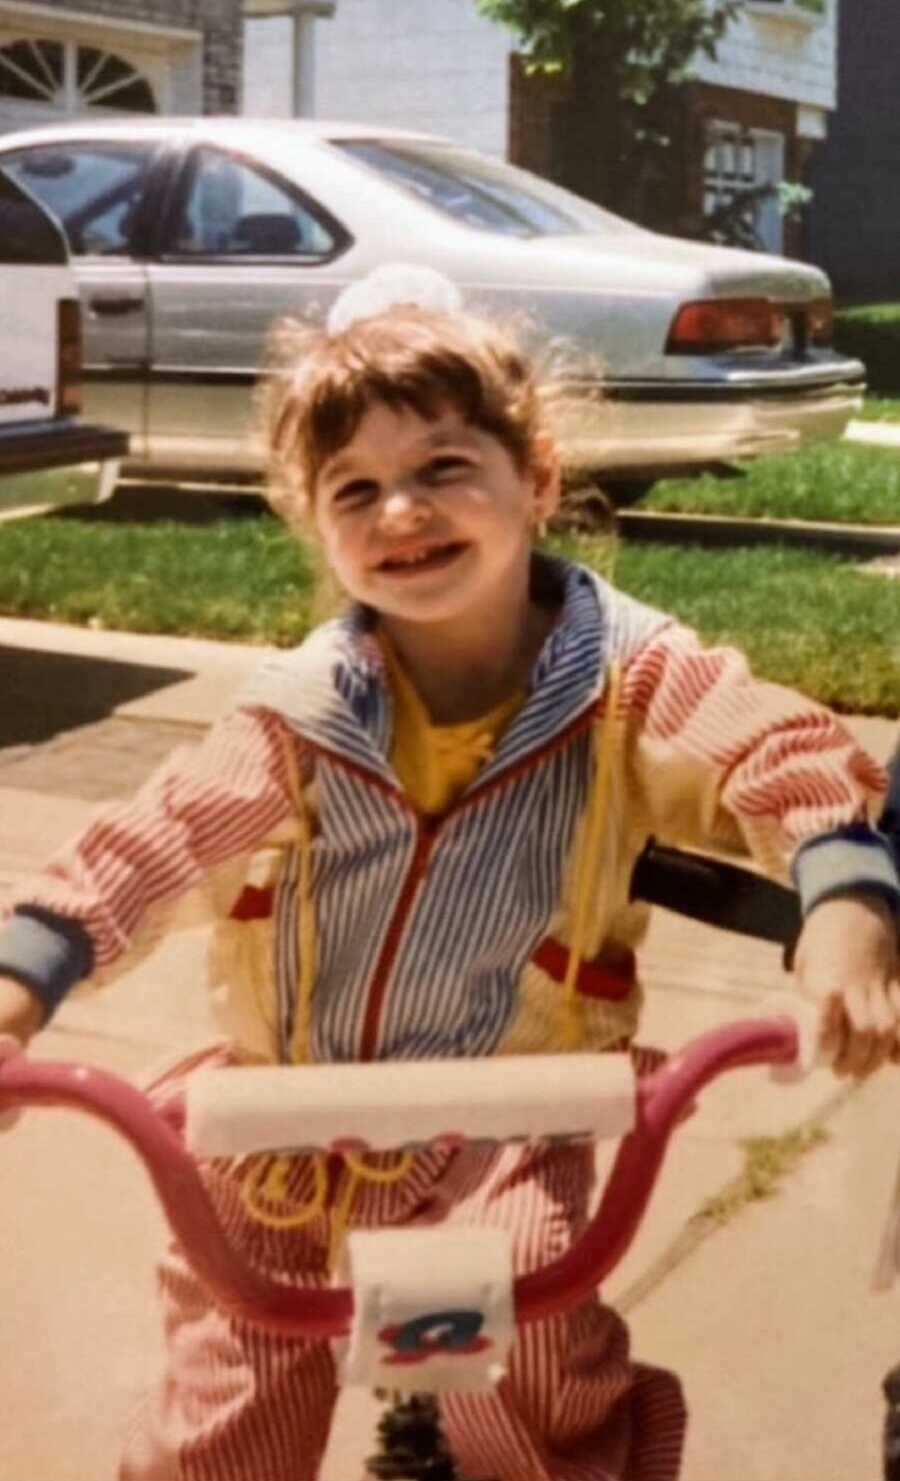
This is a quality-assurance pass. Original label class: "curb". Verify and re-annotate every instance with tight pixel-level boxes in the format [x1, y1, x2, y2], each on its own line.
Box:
[617, 508, 900, 556]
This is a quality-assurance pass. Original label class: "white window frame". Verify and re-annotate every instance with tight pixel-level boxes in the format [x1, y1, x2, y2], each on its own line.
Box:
[0, 2, 202, 114]
[0, 36, 157, 114]
[704, 121, 786, 253]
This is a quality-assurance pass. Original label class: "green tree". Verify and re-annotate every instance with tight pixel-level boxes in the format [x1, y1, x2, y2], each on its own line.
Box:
[475, 0, 743, 227]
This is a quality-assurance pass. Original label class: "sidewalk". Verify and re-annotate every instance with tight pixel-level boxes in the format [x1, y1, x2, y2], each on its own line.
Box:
[845, 419, 900, 448]
[1, 614, 899, 1480]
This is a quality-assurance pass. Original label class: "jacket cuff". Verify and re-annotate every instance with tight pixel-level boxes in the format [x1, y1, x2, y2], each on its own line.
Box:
[791, 824, 900, 920]
[0, 907, 94, 1015]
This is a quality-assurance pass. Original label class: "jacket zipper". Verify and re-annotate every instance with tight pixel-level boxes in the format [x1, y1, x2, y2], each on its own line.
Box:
[346, 693, 606, 1061]
[359, 814, 441, 1061]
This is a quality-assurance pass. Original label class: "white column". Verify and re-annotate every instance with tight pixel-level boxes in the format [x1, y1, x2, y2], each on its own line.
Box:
[242, 1, 335, 119]
[292, 8, 316, 117]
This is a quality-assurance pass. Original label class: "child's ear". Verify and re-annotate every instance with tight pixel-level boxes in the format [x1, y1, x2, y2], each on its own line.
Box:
[529, 431, 562, 524]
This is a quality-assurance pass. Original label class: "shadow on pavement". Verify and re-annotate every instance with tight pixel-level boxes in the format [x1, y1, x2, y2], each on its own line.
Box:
[0, 645, 190, 746]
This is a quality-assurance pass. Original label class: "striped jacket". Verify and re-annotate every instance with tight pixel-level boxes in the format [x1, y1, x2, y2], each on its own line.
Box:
[1, 558, 895, 1064]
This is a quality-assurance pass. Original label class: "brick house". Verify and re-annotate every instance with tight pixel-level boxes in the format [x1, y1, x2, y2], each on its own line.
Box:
[806, 0, 899, 302]
[244, 0, 837, 257]
[0, 0, 243, 129]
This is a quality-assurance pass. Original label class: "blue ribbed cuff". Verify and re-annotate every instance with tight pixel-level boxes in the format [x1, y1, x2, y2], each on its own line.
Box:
[791, 824, 900, 920]
[0, 908, 94, 1015]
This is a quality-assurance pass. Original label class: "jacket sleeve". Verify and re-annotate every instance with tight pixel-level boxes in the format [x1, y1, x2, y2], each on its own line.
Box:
[0, 705, 301, 1014]
[621, 621, 899, 917]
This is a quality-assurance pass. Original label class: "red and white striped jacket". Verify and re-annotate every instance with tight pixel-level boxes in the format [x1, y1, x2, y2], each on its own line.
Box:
[0, 559, 894, 1063]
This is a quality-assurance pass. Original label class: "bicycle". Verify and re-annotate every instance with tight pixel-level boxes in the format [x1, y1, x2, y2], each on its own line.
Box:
[0, 979, 814, 1478]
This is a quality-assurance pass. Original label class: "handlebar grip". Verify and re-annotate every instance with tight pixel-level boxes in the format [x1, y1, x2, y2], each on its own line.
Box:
[630, 839, 801, 951]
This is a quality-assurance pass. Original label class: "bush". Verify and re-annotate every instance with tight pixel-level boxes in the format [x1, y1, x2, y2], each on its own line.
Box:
[834, 304, 900, 394]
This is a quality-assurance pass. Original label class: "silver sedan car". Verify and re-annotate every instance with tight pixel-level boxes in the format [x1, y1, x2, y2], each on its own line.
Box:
[0, 117, 864, 502]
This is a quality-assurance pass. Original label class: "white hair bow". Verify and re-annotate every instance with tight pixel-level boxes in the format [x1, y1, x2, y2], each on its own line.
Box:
[326, 262, 463, 334]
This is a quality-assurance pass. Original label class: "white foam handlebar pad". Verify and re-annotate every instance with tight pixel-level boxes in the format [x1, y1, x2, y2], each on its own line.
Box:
[185, 1054, 636, 1158]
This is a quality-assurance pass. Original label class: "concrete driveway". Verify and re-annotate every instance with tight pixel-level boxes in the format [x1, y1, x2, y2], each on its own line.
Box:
[1, 613, 899, 1481]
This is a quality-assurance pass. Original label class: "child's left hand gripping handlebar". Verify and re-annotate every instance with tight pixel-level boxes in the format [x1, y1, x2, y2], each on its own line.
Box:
[0, 1015, 806, 1340]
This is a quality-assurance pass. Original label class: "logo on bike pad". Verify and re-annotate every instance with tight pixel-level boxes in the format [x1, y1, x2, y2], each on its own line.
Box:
[378, 1308, 493, 1365]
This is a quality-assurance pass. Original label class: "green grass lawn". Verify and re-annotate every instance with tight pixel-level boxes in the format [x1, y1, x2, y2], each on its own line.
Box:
[2, 511, 899, 714]
[608, 539, 900, 715]
[0, 512, 318, 647]
[858, 397, 900, 422]
[642, 440, 900, 524]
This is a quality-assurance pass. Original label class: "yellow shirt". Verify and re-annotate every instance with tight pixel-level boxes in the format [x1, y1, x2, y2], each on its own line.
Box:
[378, 633, 525, 815]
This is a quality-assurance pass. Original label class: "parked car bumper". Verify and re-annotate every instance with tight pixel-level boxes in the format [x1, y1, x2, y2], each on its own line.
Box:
[561, 361, 866, 477]
[0, 422, 128, 521]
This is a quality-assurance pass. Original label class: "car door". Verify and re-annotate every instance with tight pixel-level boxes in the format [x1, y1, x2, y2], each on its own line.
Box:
[0, 139, 163, 461]
[145, 142, 351, 479]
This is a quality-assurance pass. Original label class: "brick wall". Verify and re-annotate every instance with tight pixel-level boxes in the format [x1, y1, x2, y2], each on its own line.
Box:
[509, 55, 820, 252]
[13, 0, 242, 113]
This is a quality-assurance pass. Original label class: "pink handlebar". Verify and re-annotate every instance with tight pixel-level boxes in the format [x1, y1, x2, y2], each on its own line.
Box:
[0, 1017, 799, 1338]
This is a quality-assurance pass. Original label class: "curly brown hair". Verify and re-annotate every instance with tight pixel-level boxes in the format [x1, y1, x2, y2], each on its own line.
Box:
[260, 304, 558, 529]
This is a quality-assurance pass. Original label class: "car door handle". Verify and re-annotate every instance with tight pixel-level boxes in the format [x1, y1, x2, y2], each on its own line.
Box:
[89, 295, 145, 316]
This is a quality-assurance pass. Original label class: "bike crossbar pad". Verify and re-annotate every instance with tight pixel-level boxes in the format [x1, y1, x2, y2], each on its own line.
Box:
[185, 1054, 637, 1158]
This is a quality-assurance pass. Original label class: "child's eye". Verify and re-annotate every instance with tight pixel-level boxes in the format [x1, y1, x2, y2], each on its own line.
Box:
[333, 479, 378, 508]
[421, 456, 472, 485]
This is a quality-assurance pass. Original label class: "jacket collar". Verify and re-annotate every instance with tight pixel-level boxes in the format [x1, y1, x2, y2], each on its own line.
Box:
[238, 556, 616, 790]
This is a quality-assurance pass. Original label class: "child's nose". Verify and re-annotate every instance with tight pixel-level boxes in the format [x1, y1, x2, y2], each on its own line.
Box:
[380, 486, 429, 528]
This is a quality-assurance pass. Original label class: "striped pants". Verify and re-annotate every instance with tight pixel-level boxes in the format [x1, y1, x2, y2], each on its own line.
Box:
[120, 1051, 685, 1481]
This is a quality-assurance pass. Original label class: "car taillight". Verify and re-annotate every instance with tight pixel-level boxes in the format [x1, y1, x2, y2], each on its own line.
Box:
[665, 298, 783, 354]
[807, 297, 834, 346]
[57, 297, 82, 416]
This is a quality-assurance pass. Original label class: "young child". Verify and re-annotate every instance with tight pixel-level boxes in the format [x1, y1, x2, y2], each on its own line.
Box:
[1, 267, 898, 1481]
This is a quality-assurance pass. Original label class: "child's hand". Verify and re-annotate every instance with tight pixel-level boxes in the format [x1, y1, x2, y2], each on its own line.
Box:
[0, 975, 43, 1046]
[0, 1031, 25, 1130]
[793, 895, 900, 1077]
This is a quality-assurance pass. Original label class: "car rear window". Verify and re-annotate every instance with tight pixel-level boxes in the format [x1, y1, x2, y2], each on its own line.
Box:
[335, 138, 641, 239]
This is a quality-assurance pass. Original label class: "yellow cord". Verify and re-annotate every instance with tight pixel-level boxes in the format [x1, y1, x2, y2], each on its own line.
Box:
[561, 660, 622, 1049]
[240, 1144, 416, 1262]
[239, 1151, 329, 1229]
[342, 1149, 416, 1184]
[327, 1150, 415, 1267]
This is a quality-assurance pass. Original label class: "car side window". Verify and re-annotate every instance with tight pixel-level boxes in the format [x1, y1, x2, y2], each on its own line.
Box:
[0, 142, 156, 256]
[166, 147, 336, 259]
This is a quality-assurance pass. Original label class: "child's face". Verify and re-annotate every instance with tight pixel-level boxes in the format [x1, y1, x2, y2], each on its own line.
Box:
[313, 399, 558, 633]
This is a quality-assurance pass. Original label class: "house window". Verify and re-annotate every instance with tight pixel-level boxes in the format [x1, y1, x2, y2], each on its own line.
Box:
[0, 36, 156, 113]
[704, 123, 785, 252]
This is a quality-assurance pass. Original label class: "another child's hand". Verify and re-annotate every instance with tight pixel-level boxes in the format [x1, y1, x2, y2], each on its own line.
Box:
[793, 894, 900, 1077]
[0, 1031, 25, 1130]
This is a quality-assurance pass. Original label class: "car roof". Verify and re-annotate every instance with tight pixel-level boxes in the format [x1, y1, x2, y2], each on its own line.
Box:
[0, 116, 455, 149]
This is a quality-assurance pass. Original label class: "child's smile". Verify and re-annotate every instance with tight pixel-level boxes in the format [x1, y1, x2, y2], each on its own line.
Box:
[374, 537, 468, 578]
[314, 400, 558, 642]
